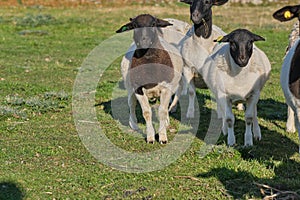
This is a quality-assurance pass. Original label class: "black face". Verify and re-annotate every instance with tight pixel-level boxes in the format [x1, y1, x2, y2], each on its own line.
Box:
[229, 34, 254, 67]
[190, 0, 213, 24]
[180, 0, 228, 25]
[116, 14, 172, 49]
[216, 29, 265, 68]
[132, 15, 157, 49]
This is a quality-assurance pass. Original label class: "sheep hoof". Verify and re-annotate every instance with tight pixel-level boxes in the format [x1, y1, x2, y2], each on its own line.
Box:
[286, 126, 296, 133]
[254, 136, 261, 141]
[186, 112, 194, 119]
[147, 136, 155, 144]
[159, 140, 168, 144]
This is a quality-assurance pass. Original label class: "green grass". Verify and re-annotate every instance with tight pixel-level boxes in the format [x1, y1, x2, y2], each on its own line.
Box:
[1, 3, 300, 200]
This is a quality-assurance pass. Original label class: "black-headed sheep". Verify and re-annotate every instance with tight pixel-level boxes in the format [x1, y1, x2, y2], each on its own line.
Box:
[116, 14, 183, 144]
[200, 29, 271, 146]
[172, 0, 229, 118]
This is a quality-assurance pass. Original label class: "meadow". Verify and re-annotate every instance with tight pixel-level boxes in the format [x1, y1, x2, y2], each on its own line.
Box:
[1, 1, 300, 199]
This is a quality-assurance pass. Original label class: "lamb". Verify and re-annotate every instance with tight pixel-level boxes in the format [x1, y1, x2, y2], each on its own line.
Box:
[116, 14, 183, 144]
[172, 0, 229, 118]
[199, 29, 271, 146]
[273, 5, 300, 152]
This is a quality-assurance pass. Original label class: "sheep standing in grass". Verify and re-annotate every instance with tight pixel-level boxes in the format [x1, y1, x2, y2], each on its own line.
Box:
[200, 29, 271, 146]
[116, 14, 183, 144]
[273, 5, 300, 152]
[172, 0, 229, 118]
[284, 21, 299, 133]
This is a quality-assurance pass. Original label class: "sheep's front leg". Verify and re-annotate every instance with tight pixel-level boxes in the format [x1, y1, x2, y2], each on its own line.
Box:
[183, 67, 195, 118]
[135, 93, 155, 143]
[159, 88, 172, 144]
[244, 92, 260, 146]
[128, 92, 139, 130]
[218, 95, 235, 146]
[287, 105, 296, 133]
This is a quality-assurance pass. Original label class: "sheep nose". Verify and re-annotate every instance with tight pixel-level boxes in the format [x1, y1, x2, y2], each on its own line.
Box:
[191, 11, 201, 22]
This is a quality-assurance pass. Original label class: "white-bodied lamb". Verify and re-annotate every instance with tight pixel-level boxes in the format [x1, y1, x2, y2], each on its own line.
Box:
[273, 5, 300, 152]
[172, 0, 229, 118]
[200, 29, 271, 146]
[116, 14, 183, 144]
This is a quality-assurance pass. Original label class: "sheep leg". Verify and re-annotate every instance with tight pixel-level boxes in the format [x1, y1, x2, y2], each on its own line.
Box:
[244, 93, 260, 146]
[287, 105, 296, 133]
[294, 109, 300, 153]
[159, 88, 172, 144]
[169, 77, 183, 113]
[135, 93, 155, 143]
[128, 92, 139, 130]
[218, 96, 235, 146]
[252, 104, 261, 141]
[183, 67, 195, 118]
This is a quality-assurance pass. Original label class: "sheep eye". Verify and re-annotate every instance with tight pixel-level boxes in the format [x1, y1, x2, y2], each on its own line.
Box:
[247, 42, 252, 50]
[230, 42, 237, 50]
[205, 0, 210, 4]
[151, 22, 156, 27]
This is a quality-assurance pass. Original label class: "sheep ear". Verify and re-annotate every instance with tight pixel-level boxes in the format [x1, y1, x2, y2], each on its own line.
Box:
[116, 22, 134, 33]
[213, 35, 230, 43]
[273, 5, 300, 22]
[156, 18, 173, 28]
[251, 33, 265, 42]
[213, 0, 228, 6]
[180, 0, 193, 5]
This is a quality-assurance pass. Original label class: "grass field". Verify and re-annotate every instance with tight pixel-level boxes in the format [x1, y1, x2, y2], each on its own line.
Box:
[1, 2, 300, 199]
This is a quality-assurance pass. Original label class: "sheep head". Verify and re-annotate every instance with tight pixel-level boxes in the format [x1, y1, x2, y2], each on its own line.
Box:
[180, 0, 228, 38]
[273, 5, 300, 22]
[116, 14, 172, 49]
[215, 29, 265, 67]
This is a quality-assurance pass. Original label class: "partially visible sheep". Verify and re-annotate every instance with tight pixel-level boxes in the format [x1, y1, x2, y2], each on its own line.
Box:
[273, 5, 300, 152]
[173, 0, 229, 118]
[200, 29, 271, 146]
[116, 14, 183, 144]
[283, 21, 299, 133]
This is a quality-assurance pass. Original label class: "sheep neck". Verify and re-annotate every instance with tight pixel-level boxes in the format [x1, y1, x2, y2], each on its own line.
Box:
[194, 15, 212, 39]
[227, 50, 244, 76]
[134, 39, 160, 58]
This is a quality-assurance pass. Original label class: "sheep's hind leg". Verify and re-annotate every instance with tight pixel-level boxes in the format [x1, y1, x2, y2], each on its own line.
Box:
[135, 93, 155, 143]
[169, 78, 183, 113]
[183, 67, 195, 118]
[253, 105, 261, 141]
[159, 88, 172, 144]
[128, 93, 139, 131]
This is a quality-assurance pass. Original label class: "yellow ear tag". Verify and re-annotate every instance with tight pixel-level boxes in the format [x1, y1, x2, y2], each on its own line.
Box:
[216, 36, 223, 43]
[284, 10, 292, 19]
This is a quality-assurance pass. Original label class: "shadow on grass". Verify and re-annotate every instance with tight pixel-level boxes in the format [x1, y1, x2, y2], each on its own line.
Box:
[0, 182, 25, 200]
[95, 83, 214, 142]
[96, 80, 300, 198]
[198, 120, 300, 199]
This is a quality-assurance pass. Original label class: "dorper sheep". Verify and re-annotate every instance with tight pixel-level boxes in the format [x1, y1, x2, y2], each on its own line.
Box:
[199, 29, 271, 146]
[171, 0, 229, 118]
[273, 5, 300, 152]
[116, 14, 183, 144]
